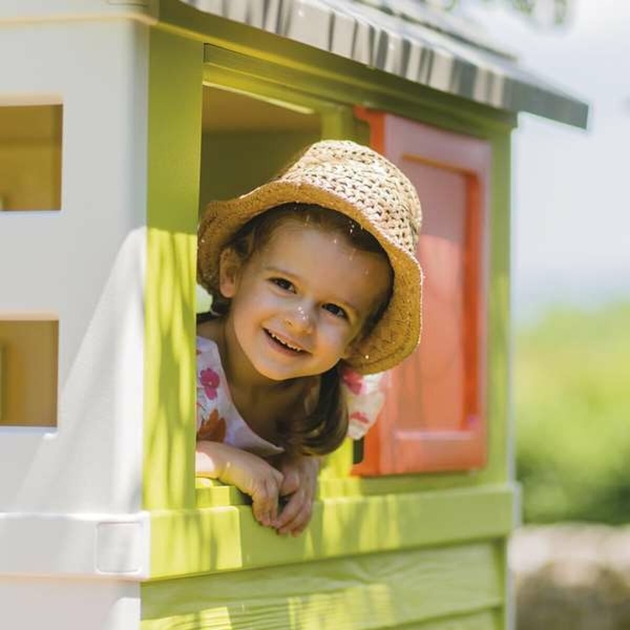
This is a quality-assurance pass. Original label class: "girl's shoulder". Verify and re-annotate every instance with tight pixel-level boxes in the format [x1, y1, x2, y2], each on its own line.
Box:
[196, 331, 222, 366]
[340, 367, 387, 440]
[290, 368, 386, 441]
[195, 334, 284, 456]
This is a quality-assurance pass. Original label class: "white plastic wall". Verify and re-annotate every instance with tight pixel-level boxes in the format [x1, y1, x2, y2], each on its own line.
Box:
[0, 10, 154, 614]
[0, 577, 140, 630]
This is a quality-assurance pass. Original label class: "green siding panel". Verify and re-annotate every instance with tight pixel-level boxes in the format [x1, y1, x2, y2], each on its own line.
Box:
[149, 485, 514, 579]
[142, 542, 503, 629]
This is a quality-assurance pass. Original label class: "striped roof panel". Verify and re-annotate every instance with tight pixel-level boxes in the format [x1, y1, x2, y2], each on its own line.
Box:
[180, 0, 588, 128]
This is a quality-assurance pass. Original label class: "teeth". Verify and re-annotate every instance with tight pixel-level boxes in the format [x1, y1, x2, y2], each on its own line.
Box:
[269, 331, 302, 352]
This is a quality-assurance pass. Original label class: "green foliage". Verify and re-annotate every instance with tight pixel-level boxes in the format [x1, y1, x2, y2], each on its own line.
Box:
[515, 301, 630, 524]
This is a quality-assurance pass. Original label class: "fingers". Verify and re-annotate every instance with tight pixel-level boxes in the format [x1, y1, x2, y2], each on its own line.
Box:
[274, 489, 314, 536]
[273, 455, 320, 536]
[279, 467, 300, 497]
[267, 469, 283, 524]
[251, 468, 283, 528]
[236, 453, 319, 535]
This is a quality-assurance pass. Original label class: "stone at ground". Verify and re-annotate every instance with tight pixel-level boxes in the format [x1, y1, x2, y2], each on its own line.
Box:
[510, 524, 630, 630]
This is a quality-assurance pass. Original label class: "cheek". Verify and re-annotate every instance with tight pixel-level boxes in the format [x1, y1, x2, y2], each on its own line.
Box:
[234, 281, 277, 317]
[319, 319, 356, 350]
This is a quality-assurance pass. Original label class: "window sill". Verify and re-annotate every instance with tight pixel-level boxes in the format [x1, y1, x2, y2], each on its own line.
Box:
[148, 482, 516, 580]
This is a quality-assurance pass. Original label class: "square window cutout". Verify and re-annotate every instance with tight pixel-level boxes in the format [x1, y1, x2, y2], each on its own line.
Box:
[0, 104, 62, 211]
[0, 317, 58, 427]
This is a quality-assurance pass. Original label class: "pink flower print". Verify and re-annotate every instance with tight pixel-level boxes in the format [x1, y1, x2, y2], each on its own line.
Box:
[341, 368, 364, 395]
[200, 367, 220, 400]
[349, 411, 370, 427]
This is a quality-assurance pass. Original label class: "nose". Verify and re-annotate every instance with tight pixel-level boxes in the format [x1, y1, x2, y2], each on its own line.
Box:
[285, 303, 314, 333]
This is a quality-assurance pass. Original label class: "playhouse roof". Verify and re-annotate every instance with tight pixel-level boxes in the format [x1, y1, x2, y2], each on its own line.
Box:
[179, 0, 588, 129]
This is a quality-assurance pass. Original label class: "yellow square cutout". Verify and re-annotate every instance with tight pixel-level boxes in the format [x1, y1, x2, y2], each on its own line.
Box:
[0, 317, 58, 427]
[0, 104, 62, 211]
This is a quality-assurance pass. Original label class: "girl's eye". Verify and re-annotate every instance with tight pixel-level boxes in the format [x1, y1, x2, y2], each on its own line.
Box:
[323, 303, 348, 319]
[270, 278, 295, 292]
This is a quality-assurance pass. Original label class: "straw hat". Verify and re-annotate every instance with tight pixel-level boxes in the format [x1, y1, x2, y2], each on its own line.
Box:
[197, 140, 423, 374]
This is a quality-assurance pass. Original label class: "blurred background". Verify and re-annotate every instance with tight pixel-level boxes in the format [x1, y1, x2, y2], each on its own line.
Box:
[455, 1, 630, 627]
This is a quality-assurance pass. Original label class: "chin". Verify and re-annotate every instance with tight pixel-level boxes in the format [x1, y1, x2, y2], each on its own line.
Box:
[250, 359, 301, 382]
[259, 368, 292, 382]
[253, 360, 319, 382]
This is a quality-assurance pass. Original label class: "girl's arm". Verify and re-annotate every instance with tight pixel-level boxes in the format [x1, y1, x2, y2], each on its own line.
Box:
[196, 440, 284, 528]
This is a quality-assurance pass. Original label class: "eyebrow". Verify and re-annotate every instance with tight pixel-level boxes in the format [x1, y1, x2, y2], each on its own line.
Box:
[265, 265, 361, 316]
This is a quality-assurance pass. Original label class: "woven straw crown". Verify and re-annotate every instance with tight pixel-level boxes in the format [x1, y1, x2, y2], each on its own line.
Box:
[198, 140, 423, 374]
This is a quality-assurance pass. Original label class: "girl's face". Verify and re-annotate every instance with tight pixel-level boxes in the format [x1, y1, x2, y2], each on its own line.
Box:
[220, 220, 391, 382]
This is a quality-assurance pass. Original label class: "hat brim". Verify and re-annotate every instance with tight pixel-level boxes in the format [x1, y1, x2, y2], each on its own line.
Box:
[197, 180, 422, 374]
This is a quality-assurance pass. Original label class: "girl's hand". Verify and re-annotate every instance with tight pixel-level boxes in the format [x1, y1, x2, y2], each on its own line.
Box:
[196, 441, 284, 528]
[273, 454, 321, 536]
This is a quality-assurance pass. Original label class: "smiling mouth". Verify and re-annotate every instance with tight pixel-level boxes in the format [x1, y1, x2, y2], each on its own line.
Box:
[264, 329, 306, 354]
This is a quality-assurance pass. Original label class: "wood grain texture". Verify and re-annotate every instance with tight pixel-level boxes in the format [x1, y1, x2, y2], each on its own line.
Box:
[150, 485, 513, 578]
[142, 542, 503, 629]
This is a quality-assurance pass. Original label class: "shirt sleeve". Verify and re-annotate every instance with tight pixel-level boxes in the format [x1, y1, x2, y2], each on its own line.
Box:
[196, 345, 227, 442]
[340, 367, 387, 440]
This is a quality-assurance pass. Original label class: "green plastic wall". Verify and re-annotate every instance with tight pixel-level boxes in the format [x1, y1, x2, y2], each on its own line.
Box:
[142, 2, 517, 627]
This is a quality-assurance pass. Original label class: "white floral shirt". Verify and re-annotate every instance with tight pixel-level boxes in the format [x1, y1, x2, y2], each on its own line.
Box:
[196, 336, 385, 456]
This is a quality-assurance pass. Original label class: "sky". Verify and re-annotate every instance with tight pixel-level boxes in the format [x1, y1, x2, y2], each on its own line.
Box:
[460, 0, 630, 320]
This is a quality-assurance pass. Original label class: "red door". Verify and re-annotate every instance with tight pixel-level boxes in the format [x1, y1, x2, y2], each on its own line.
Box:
[353, 109, 490, 475]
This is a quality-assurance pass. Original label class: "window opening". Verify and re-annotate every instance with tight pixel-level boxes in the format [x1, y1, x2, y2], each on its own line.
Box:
[0, 104, 62, 212]
[197, 86, 321, 311]
[0, 317, 59, 427]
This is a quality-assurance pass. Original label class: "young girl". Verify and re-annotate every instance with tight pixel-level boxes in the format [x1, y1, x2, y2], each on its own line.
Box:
[195, 140, 423, 536]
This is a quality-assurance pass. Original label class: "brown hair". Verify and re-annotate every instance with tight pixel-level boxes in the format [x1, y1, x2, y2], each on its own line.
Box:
[198, 203, 393, 456]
